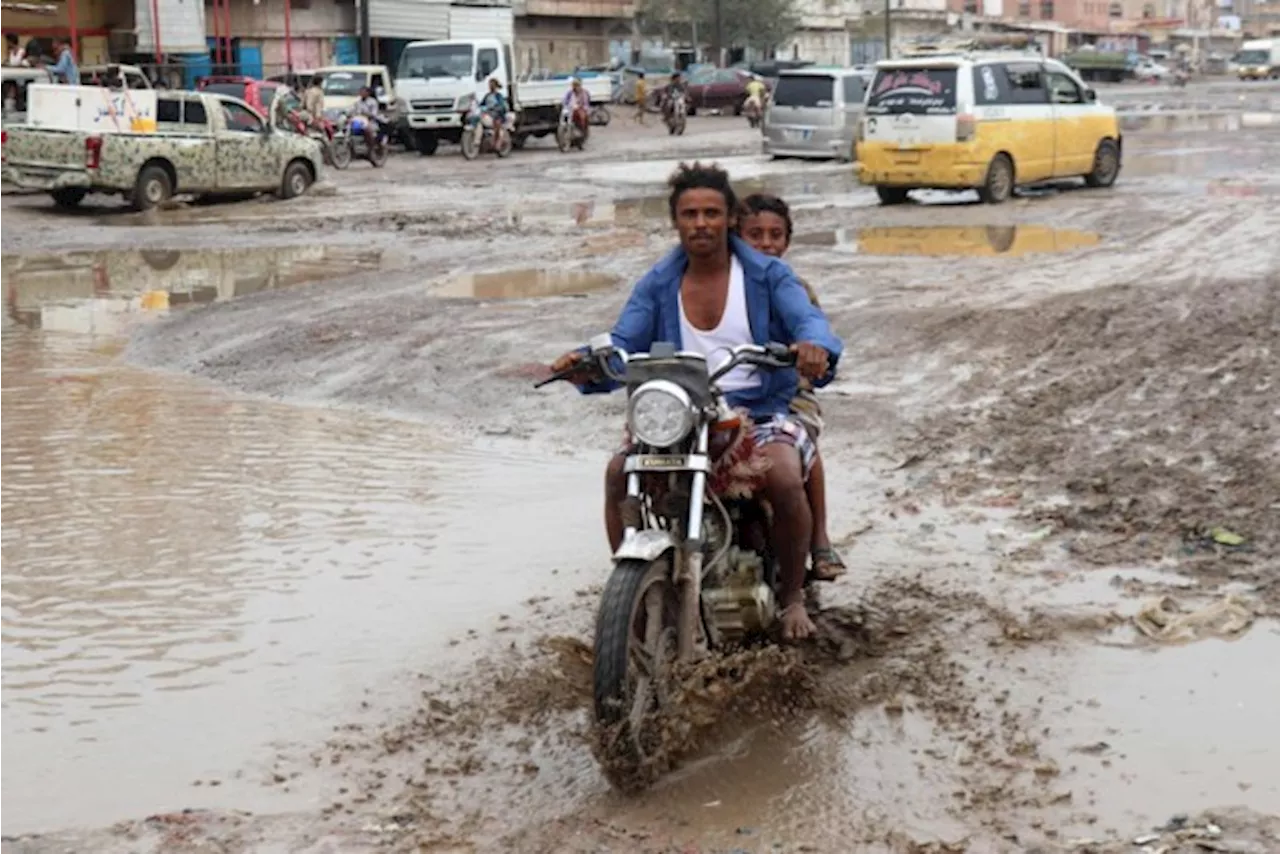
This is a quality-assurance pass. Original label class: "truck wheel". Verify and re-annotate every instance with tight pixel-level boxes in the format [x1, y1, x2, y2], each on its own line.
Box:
[51, 188, 88, 209]
[132, 164, 172, 211]
[280, 160, 314, 199]
[875, 186, 910, 206]
[1084, 139, 1120, 188]
[415, 132, 438, 156]
[977, 153, 1014, 204]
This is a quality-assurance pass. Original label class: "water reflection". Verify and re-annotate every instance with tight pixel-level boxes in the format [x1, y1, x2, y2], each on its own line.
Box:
[0, 328, 600, 833]
[792, 224, 1101, 257]
[433, 268, 617, 299]
[4, 245, 387, 330]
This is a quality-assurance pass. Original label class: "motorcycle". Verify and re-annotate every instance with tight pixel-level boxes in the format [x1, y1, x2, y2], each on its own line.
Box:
[665, 94, 687, 136]
[461, 104, 513, 160]
[1172, 68, 1190, 88]
[743, 95, 763, 129]
[556, 107, 590, 152]
[538, 336, 802, 786]
[589, 103, 611, 127]
[287, 109, 349, 170]
[345, 114, 389, 167]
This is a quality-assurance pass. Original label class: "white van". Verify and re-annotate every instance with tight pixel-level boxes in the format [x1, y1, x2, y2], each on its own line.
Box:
[762, 67, 865, 161]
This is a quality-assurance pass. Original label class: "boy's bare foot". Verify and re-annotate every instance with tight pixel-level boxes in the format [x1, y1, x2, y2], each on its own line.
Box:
[780, 601, 815, 641]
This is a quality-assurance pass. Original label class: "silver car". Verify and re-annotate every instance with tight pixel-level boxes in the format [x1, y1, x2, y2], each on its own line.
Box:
[762, 68, 866, 161]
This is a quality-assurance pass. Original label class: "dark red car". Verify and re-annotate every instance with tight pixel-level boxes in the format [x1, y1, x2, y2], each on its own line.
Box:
[684, 68, 769, 115]
[197, 75, 287, 119]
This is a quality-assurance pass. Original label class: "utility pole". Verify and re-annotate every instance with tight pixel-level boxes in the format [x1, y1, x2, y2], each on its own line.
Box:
[714, 0, 724, 66]
[883, 0, 891, 60]
[360, 0, 372, 64]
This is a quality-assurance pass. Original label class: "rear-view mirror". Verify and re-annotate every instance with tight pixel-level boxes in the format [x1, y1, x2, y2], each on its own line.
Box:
[1084, 88, 1097, 102]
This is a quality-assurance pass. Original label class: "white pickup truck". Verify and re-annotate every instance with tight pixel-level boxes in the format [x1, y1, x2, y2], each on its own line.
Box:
[2, 85, 324, 210]
[394, 38, 611, 154]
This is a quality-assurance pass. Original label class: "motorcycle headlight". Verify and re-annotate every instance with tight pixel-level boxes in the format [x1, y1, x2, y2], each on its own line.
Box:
[628, 380, 694, 448]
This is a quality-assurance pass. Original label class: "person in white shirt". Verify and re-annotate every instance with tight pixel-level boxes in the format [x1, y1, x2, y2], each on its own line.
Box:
[6, 33, 27, 67]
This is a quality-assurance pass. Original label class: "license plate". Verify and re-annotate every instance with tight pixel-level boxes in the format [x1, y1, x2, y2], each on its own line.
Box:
[786, 129, 811, 142]
[638, 455, 687, 469]
[894, 151, 921, 164]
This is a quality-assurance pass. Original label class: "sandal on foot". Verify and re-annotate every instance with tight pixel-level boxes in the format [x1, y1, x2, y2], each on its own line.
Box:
[810, 547, 847, 582]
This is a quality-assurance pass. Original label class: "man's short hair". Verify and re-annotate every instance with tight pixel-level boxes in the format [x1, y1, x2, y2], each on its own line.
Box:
[667, 161, 737, 221]
[311, 74, 324, 87]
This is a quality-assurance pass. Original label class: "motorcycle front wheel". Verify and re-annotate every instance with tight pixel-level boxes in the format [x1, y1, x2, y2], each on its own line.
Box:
[593, 556, 679, 790]
[368, 138, 388, 167]
[330, 139, 352, 170]
[460, 130, 479, 160]
[555, 123, 572, 153]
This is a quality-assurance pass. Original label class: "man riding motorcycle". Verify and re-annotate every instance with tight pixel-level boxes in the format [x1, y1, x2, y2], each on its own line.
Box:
[301, 74, 327, 132]
[469, 77, 514, 144]
[549, 163, 843, 641]
[562, 77, 591, 136]
[661, 72, 687, 122]
[352, 86, 382, 148]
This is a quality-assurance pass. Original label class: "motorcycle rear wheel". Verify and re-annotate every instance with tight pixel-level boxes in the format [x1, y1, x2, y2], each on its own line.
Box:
[593, 557, 679, 790]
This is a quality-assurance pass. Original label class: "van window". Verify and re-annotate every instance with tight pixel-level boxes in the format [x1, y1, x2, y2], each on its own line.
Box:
[1046, 71, 1082, 104]
[774, 75, 835, 108]
[866, 67, 957, 114]
[477, 48, 499, 80]
[841, 75, 864, 104]
[323, 72, 363, 96]
[973, 64, 1010, 105]
[1003, 62, 1047, 104]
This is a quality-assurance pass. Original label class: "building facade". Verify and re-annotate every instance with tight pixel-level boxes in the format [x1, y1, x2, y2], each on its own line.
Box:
[512, 0, 634, 74]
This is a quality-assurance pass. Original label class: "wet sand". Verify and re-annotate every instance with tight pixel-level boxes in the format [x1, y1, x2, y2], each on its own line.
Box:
[3, 82, 1279, 853]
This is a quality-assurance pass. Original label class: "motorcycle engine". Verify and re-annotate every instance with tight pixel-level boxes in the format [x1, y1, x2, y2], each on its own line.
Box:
[702, 546, 777, 645]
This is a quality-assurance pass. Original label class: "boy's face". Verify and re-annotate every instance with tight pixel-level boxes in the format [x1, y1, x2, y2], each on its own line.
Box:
[740, 211, 789, 258]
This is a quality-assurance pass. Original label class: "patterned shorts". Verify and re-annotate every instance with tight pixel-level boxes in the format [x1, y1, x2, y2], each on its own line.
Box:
[750, 413, 818, 481]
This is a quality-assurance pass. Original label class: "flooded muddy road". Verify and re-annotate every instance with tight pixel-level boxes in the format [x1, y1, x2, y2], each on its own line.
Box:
[3, 86, 1280, 853]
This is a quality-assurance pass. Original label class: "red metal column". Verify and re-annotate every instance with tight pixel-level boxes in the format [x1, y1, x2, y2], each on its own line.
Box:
[283, 0, 293, 73]
[212, 0, 223, 67]
[150, 0, 164, 67]
[223, 0, 232, 71]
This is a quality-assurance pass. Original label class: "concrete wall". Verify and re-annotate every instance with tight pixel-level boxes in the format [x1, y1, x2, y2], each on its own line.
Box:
[783, 27, 852, 63]
[217, 0, 356, 38]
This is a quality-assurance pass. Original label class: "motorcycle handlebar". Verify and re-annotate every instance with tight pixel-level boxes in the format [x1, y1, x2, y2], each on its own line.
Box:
[534, 342, 794, 389]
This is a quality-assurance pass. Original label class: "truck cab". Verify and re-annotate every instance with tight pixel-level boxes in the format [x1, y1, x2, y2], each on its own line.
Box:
[395, 38, 515, 155]
[1236, 39, 1279, 80]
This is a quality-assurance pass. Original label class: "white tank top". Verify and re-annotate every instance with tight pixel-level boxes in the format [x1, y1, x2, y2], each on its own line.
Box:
[678, 257, 760, 392]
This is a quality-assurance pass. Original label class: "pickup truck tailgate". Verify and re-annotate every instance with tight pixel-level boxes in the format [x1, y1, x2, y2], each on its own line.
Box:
[5, 128, 88, 167]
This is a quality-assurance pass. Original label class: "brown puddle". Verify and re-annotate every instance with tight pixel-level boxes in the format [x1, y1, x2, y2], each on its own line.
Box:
[3, 246, 388, 332]
[793, 224, 1101, 257]
[432, 268, 617, 300]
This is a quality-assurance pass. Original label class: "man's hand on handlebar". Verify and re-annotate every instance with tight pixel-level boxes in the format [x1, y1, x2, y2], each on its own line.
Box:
[791, 342, 830, 381]
[540, 350, 599, 387]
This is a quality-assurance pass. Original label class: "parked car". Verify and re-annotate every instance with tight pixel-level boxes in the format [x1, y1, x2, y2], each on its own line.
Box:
[685, 67, 769, 115]
[197, 75, 287, 118]
[762, 67, 865, 161]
